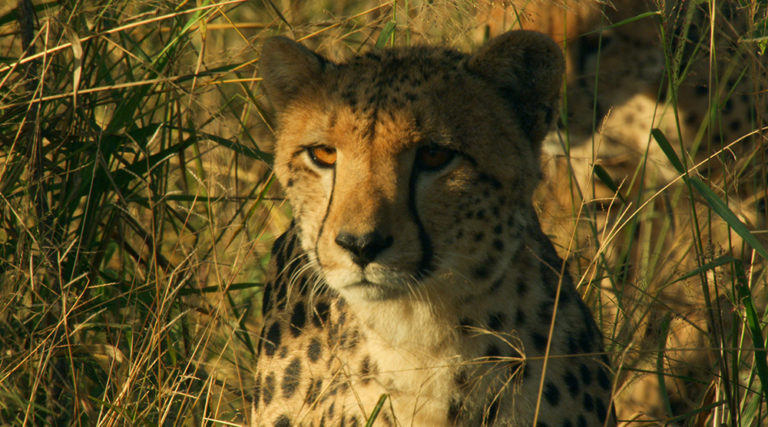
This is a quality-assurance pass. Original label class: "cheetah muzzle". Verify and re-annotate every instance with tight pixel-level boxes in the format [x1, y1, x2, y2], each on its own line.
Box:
[253, 30, 615, 426]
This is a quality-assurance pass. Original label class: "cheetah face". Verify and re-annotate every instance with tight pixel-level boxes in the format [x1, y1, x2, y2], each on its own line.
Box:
[260, 32, 563, 303]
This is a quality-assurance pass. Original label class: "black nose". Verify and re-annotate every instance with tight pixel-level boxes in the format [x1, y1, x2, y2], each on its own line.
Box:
[335, 231, 393, 267]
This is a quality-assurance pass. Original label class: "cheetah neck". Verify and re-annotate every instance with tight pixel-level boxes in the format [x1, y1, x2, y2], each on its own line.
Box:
[343, 251, 526, 359]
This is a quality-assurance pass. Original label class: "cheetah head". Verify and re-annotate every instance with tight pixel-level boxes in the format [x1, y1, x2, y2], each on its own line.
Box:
[260, 31, 563, 303]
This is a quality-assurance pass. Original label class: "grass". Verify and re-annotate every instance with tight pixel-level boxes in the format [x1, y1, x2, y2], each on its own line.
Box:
[0, 0, 766, 425]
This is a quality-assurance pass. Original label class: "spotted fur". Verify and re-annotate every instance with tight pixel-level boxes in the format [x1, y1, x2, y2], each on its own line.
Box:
[253, 31, 614, 426]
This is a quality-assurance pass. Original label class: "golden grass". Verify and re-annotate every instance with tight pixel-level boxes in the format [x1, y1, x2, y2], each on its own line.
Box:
[0, 0, 765, 425]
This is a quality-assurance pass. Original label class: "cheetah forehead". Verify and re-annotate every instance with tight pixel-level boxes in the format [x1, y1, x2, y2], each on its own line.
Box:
[261, 31, 565, 178]
[326, 47, 470, 108]
[281, 47, 504, 156]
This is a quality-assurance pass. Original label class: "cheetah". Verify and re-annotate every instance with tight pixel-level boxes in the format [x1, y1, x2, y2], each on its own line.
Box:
[477, 2, 768, 424]
[252, 30, 614, 426]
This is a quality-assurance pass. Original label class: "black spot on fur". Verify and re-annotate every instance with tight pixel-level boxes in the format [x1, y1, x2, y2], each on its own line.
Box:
[380, 411, 393, 426]
[328, 321, 339, 344]
[532, 331, 548, 352]
[578, 329, 593, 353]
[492, 239, 504, 251]
[483, 398, 500, 424]
[474, 232, 485, 242]
[493, 224, 503, 234]
[264, 322, 281, 356]
[577, 414, 587, 427]
[567, 336, 578, 355]
[517, 280, 528, 296]
[343, 328, 360, 350]
[274, 414, 291, 427]
[564, 369, 579, 397]
[263, 373, 275, 405]
[479, 173, 502, 189]
[307, 337, 322, 362]
[290, 302, 306, 337]
[360, 356, 372, 383]
[723, 99, 733, 114]
[282, 358, 302, 398]
[597, 366, 611, 390]
[601, 353, 610, 365]
[595, 397, 608, 423]
[459, 317, 474, 334]
[312, 301, 330, 327]
[580, 363, 592, 385]
[489, 278, 503, 294]
[253, 376, 261, 410]
[454, 370, 469, 388]
[305, 378, 322, 404]
[562, 420, 573, 427]
[473, 265, 490, 279]
[515, 309, 526, 326]
[485, 344, 501, 358]
[583, 392, 594, 411]
[544, 381, 560, 406]
[448, 397, 462, 421]
[538, 301, 554, 322]
[488, 312, 505, 331]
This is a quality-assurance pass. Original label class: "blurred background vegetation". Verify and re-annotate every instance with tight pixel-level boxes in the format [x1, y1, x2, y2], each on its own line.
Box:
[0, 0, 766, 425]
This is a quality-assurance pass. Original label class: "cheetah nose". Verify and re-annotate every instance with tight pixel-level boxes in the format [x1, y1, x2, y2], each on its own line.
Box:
[334, 230, 393, 267]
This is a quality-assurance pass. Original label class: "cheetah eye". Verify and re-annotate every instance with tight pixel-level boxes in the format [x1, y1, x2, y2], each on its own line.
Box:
[307, 146, 337, 168]
[415, 145, 455, 171]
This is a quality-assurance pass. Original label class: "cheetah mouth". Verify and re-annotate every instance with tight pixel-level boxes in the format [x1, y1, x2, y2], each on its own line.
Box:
[341, 278, 410, 300]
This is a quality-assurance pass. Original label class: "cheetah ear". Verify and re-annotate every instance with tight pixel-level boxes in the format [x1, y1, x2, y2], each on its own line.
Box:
[466, 30, 564, 143]
[260, 37, 330, 112]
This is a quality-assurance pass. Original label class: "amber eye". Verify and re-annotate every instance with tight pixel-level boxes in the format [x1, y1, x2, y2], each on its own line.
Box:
[307, 146, 337, 168]
[415, 145, 455, 171]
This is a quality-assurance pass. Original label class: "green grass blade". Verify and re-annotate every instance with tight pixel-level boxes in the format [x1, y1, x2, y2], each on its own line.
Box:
[689, 178, 768, 260]
[365, 394, 389, 427]
[375, 22, 397, 49]
[651, 128, 684, 174]
[583, 10, 661, 36]
[655, 313, 674, 418]
[592, 164, 626, 204]
[735, 260, 768, 405]
[653, 128, 767, 260]
[669, 255, 738, 285]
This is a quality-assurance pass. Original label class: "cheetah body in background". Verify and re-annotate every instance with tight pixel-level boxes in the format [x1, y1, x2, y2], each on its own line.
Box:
[253, 31, 614, 426]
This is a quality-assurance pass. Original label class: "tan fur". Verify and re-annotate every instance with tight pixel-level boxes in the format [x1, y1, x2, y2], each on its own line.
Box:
[254, 31, 614, 426]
